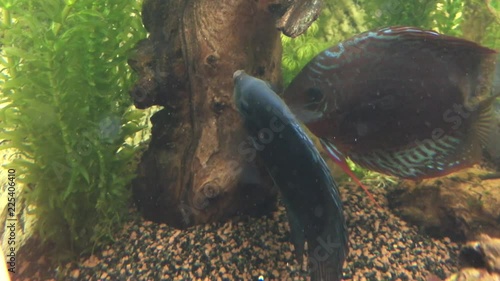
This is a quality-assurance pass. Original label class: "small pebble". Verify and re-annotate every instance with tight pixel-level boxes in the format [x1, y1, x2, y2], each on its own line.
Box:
[70, 269, 79, 278]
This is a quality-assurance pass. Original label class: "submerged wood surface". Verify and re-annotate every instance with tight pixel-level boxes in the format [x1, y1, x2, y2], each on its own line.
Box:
[128, 0, 285, 228]
[387, 167, 500, 242]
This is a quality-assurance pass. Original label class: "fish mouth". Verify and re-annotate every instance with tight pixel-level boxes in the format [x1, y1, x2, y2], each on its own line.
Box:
[232, 70, 247, 113]
[233, 69, 245, 79]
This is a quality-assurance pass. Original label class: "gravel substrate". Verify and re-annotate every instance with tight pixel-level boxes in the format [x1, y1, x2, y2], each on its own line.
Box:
[21, 182, 460, 281]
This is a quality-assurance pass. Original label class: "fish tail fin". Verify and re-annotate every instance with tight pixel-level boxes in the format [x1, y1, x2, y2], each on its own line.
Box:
[307, 238, 345, 281]
[310, 261, 342, 281]
[492, 54, 500, 97]
[475, 99, 496, 148]
[320, 139, 381, 208]
[475, 53, 500, 159]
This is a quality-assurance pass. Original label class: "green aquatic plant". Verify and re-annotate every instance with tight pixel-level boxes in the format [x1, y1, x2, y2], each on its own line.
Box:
[461, 0, 500, 49]
[346, 159, 367, 180]
[481, 19, 500, 49]
[282, 21, 325, 86]
[361, 0, 464, 36]
[362, 171, 398, 189]
[0, 0, 145, 261]
[362, 0, 500, 45]
[362, 0, 441, 29]
[431, 0, 465, 36]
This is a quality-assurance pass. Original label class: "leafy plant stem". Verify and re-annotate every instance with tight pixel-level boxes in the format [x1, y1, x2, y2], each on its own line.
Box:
[2, 8, 17, 78]
[47, 57, 77, 198]
[52, 1, 75, 36]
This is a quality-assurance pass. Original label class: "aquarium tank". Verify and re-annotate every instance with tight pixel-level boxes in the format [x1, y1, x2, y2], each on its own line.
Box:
[0, 0, 499, 280]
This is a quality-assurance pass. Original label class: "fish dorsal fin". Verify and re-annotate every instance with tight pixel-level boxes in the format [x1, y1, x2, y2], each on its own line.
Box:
[320, 139, 381, 208]
[375, 27, 497, 56]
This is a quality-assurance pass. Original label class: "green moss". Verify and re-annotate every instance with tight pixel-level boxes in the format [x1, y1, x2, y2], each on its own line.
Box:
[0, 0, 146, 261]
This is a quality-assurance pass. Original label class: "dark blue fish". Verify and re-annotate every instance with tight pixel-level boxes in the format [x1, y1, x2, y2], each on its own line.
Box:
[284, 26, 499, 180]
[233, 70, 348, 281]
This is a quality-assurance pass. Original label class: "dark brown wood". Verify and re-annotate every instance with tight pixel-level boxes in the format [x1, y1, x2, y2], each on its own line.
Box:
[129, 0, 285, 228]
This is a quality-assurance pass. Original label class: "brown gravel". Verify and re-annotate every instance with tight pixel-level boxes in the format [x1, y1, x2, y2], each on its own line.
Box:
[17, 181, 460, 281]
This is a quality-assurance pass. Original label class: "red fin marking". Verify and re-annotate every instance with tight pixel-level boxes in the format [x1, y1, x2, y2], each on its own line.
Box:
[320, 139, 381, 208]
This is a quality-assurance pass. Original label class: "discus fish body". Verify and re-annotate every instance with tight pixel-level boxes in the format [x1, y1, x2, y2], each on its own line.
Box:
[234, 70, 348, 281]
[284, 26, 499, 179]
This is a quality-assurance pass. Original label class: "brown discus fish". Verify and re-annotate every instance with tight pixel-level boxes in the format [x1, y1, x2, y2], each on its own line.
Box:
[284, 26, 500, 180]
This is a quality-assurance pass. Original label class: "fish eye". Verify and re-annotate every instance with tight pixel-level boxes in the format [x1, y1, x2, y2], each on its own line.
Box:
[305, 88, 324, 103]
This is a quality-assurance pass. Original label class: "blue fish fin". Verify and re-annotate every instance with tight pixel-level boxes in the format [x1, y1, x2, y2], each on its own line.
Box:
[283, 199, 305, 262]
[307, 237, 345, 281]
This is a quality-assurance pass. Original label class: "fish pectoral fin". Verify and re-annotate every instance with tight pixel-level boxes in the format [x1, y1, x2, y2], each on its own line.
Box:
[283, 200, 306, 262]
[320, 139, 381, 208]
[475, 100, 496, 149]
